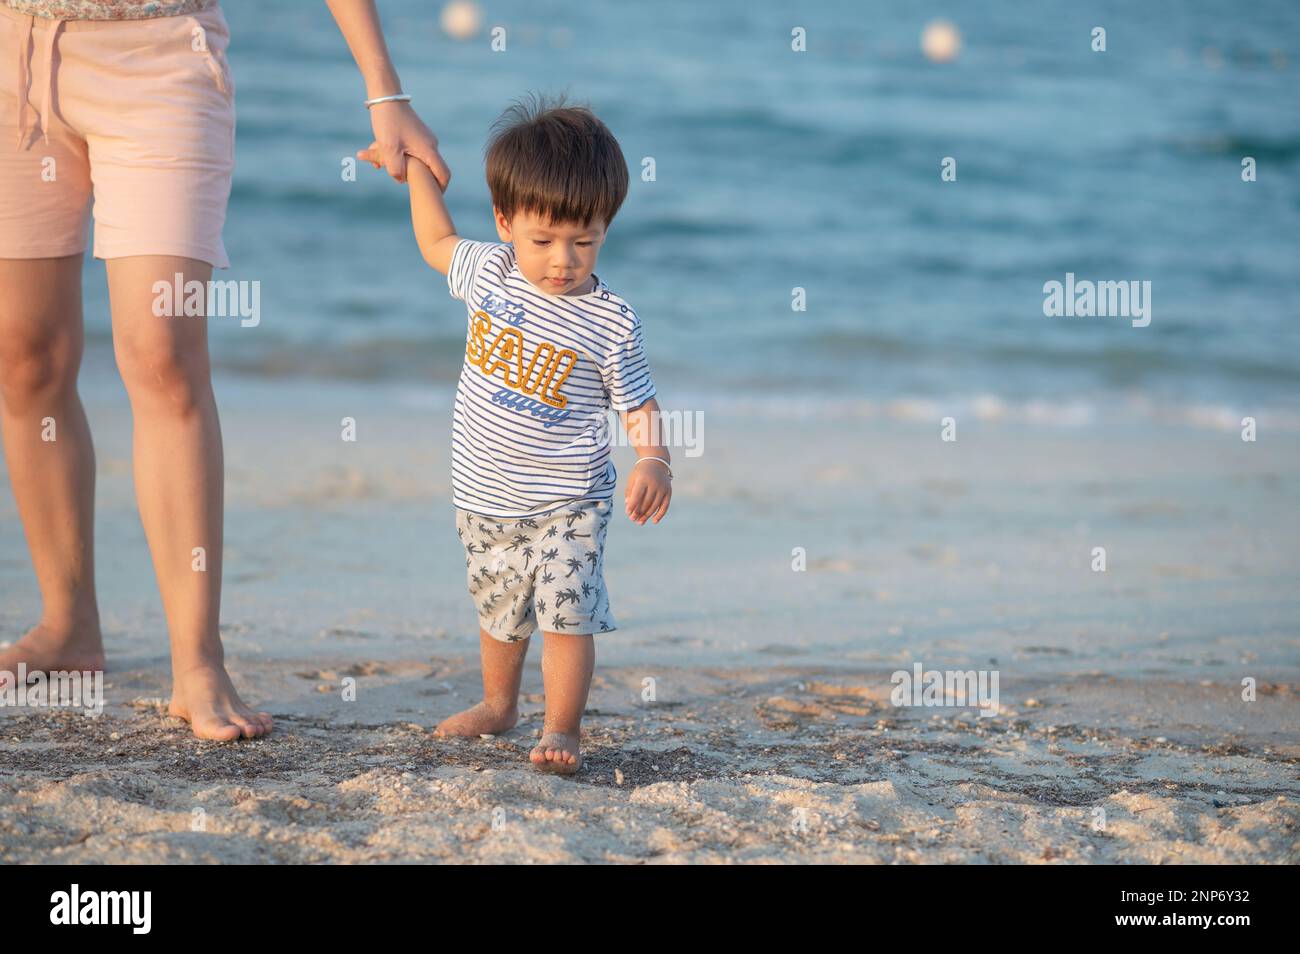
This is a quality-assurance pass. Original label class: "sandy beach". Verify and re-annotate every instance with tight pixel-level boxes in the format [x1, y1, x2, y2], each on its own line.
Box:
[1, 660, 1297, 864]
[3, 370, 1297, 863]
[1, 0, 1297, 875]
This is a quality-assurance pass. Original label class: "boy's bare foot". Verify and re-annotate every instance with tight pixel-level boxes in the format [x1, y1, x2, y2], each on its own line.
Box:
[434, 701, 519, 737]
[530, 730, 582, 775]
[0, 621, 105, 689]
[167, 663, 273, 741]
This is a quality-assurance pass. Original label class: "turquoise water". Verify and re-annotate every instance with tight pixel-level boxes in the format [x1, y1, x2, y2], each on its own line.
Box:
[78, 0, 1300, 415]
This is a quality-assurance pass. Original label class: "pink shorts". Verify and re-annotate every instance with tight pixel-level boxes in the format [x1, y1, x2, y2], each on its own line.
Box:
[0, 2, 234, 267]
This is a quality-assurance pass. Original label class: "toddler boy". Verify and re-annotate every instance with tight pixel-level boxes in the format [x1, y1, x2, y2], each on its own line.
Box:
[360, 95, 672, 773]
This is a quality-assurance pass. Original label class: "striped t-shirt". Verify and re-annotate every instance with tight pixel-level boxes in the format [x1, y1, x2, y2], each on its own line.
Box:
[446, 238, 657, 518]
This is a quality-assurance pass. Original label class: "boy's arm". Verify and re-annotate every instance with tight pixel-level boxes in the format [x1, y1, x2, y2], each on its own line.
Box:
[619, 396, 672, 525]
[361, 142, 459, 272]
[406, 158, 460, 274]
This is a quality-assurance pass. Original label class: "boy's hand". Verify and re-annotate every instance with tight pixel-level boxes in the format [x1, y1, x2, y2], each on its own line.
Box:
[625, 461, 671, 525]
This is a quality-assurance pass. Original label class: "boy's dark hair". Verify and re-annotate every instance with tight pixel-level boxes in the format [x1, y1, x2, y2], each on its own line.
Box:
[485, 93, 629, 229]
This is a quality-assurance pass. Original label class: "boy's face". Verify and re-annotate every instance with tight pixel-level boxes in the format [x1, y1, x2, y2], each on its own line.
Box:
[494, 207, 607, 297]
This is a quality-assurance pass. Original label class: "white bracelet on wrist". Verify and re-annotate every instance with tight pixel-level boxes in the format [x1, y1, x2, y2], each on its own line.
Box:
[633, 456, 673, 479]
[365, 93, 412, 108]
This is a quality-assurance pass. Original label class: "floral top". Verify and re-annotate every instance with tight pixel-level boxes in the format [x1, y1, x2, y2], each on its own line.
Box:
[3, 0, 213, 18]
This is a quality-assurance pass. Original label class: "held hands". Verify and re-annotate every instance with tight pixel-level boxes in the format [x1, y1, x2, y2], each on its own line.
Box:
[625, 459, 672, 525]
[358, 140, 445, 190]
[362, 100, 451, 187]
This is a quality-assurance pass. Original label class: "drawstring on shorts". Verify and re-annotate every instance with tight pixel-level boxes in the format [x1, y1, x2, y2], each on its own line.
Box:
[14, 13, 65, 148]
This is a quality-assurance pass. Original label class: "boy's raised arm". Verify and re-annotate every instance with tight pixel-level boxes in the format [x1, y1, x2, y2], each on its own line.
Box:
[362, 141, 460, 273]
[406, 158, 460, 274]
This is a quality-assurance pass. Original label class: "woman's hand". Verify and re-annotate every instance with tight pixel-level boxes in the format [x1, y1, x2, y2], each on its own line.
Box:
[368, 100, 451, 187]
[323, 0, 450, 185]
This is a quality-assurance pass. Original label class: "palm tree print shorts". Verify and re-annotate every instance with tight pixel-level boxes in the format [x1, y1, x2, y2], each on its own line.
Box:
[456, 497, 617, 642]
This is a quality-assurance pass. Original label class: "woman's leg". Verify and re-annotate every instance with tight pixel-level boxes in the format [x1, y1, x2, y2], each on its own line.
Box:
[106, 254, 270, 740]
[0, 255, 104, 681]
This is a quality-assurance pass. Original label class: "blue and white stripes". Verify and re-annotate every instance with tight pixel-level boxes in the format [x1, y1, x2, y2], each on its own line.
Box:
[446, 238, 656, 518]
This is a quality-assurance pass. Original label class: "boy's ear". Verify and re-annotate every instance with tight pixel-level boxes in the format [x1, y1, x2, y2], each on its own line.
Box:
[493, 206, 512, 242]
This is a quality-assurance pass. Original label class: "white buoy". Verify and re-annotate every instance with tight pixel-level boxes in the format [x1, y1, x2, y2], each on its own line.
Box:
[921, 19, 961, 63]
[441, 0, 482, 41]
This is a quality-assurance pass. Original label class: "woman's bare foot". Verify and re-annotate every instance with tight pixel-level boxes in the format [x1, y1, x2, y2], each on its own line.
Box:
[434, 701, 518, 737]
[167, 663, 273, 741]
[530, 730, 582, 775]
[0, 621, 105, 689]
